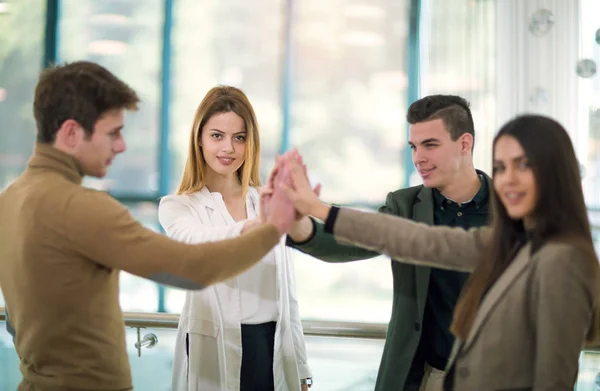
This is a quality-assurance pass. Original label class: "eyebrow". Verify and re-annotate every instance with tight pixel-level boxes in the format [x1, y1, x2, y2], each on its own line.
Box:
[408, 138, 441, 146]
[493, 155, 527, 163]
[208, 129, 247, 135]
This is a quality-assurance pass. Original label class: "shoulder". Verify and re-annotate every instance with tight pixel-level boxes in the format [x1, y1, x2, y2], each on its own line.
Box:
[386, 185, 425, 206]
[533, 239, 600, 284]
[159, 193, 194, 207]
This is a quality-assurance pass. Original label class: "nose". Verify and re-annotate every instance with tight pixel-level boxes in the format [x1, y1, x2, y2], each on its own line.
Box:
[498, 166, 518, 186]
[114, 136, 126, 154]
[412, 147, 426, 166]
[221, 137, 235, 153]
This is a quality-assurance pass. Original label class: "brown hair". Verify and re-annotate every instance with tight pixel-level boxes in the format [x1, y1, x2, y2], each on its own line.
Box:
[451, 115, 600, 343]
[406, 94, 475, 151]
[33, 61, 139, 143]
[176, 86, 261, 195]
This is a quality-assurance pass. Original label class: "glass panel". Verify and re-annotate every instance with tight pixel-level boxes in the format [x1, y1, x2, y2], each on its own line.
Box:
[0, 0, 45, 190]
[418, 0, 497, 180]
[0, 321, 20, 390]
[126, 326, 177, 390]
[290, 1, 409, 205]
[59, 0, 163, 196]
[579, 0, 600, 207]
[288, 1, 409, 323]
[0, 0, 46, 311]
[169, 0, 284, 193]
[578, 351, 600, 390]
[119, 202, 160, 312]
[124, 324, 384, 390]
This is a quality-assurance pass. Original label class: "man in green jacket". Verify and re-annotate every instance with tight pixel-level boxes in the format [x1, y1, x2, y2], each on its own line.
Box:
[287, 95, 492, 391]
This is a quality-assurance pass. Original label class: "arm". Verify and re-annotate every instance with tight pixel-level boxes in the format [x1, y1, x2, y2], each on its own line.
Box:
[64, 189, 282, 286]
[284, 246, 312, 381]
[158, 195, 250, 243]
[280, 156, 488, 271]
[330, 206, 489, 272]
[286, 192, 401, 263]
[286, 217, 378, 262]
[532, 244, 598, 389]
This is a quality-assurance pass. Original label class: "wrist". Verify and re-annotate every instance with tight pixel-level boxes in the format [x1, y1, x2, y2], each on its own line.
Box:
[310, 202, 330, 221]
[289, 216, 315, 243]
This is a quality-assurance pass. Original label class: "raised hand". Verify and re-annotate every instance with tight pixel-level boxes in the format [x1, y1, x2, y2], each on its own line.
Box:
[264, 158, 296, 235]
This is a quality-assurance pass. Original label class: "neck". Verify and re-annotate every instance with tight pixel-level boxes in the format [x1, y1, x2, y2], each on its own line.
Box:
[204, 171, 243, 197]
[438, 168, 481, 204]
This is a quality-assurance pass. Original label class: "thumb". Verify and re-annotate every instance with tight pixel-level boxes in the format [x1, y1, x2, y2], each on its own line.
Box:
[313, 183, 322, 197]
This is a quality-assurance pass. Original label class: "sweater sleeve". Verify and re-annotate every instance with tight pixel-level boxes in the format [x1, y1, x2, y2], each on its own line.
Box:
[63, 189, 281, 286]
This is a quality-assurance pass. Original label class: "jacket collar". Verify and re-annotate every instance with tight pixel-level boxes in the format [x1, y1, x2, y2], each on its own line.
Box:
[462, 242, 532, 351]
[27, 143, 85, 185]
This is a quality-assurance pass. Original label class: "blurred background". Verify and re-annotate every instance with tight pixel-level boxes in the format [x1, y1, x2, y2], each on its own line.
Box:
[1, 0, 600, 389]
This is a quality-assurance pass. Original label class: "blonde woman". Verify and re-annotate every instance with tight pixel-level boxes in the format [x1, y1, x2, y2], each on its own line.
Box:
[159, 86, 312, 391]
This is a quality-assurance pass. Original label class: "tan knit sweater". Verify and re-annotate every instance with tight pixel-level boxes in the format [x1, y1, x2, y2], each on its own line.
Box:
[0, 144, 280, 390]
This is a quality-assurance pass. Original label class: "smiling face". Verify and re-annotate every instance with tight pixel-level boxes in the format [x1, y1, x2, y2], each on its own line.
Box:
[409, 118, 470, 190]
[493, 135, 538, 223]
[200, 111, 247, 179]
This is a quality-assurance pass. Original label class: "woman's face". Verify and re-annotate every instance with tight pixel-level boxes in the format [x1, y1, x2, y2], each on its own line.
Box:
[200, 111, 247, 179]
[493, 135, 538, 224]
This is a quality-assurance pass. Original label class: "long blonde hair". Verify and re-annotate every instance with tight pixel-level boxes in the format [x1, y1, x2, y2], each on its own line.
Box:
[176, 86, 261, 195]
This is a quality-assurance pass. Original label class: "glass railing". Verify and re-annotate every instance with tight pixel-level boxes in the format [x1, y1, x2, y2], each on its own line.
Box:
[2, 310, 600, 390]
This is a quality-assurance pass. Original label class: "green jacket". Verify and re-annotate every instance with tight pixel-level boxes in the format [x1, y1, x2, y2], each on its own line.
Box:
[288, 173, 493, 390]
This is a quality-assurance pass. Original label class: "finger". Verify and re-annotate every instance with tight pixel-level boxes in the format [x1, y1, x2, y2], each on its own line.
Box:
[278, 182, 296, 202]
[313, 183, 322, 197]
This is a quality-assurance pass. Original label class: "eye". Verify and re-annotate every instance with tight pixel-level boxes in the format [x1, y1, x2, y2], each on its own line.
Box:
[492, 165, 504, 173]
[518, 161, 530, 170]
[235, 134, 247, 142]
[211, 133, 222, 139]
[409, 145, 416, 151]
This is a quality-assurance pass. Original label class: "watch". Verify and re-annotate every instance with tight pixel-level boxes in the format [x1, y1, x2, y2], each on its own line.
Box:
[300, 378, 313, 387]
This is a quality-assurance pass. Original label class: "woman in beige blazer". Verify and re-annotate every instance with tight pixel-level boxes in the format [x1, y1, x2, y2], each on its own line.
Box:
[273, 114, 600, 390]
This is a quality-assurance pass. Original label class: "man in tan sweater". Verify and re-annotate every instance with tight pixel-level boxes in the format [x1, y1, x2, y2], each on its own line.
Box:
[0, 61, 295, 391]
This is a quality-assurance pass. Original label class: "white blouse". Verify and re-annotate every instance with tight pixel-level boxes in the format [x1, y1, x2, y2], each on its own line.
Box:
[210, 190, 278, 324]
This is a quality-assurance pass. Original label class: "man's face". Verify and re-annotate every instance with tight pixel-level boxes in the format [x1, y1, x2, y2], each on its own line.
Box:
[73, 109, 126, 178]
[408, 118, 466, 190]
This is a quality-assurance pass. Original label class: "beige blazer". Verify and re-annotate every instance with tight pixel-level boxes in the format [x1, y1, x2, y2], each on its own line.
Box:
[332, 208, 599, 391]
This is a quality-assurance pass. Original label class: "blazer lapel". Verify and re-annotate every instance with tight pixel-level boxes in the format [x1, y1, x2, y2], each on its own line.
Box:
[413, 187, 434, 318]
[462, 242, 532, 351]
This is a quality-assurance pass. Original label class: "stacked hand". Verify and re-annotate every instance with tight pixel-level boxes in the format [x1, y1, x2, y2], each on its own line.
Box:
[260, 149, 326, 235]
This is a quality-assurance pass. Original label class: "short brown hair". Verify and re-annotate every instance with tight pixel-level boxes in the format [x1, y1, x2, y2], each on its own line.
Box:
[407, 95, 475, 150]
[33, 61, 139, 143]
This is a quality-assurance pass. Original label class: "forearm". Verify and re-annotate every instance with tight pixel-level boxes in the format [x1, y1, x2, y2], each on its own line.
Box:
[325, 206, 487, 272]
[288, 216, 379, 262]
[68, 191, 283, 286]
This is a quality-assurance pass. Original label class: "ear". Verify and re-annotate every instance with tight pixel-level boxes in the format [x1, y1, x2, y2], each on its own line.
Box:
[460, 133, 474, 154]
[54, 119, 84, 149]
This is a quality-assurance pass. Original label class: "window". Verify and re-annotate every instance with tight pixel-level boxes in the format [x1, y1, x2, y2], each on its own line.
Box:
[59, 0, 164, 311]
[164, 0, 285, 313]
[0, 0, 46, 307]
[418, 0, 497, 180]
[578, 0, 600, 208]
[59, 0, 163, 197]
[288, 0, 410, 322]
[0, 0, 46, 191]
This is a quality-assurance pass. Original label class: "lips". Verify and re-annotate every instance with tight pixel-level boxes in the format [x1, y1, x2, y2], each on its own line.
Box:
[504, 191, 525, 205]
[217, 157, 235, 165]
[419, 168, 435, 178]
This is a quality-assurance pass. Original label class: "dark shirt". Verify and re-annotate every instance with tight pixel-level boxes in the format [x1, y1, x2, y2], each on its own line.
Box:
[406, 175, 490, 388]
